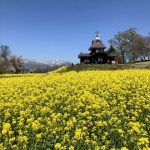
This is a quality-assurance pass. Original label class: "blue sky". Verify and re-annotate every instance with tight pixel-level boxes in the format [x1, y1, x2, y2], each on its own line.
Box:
[0, 0, 150, 63]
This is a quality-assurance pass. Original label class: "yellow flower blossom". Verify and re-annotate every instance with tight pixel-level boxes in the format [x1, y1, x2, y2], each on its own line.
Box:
[18, 136, 28, 143]
[69, 145, 74, 150]
[36, 134, 42, 141]
[54, 143, 61, 149]
[2, 123, 11, 134]
[138, 137, 149, 145]
[95, 121, 107, 127]
[74, 129, 82, 140]
[121, 147, 129, 150]
[32, 120, 40, 131]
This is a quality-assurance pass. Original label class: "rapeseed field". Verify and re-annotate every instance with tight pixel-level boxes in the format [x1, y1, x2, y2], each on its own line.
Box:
[0, 70, 150, 150]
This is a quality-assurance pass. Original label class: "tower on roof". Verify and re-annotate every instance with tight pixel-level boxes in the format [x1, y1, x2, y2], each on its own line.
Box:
[89, 32, 106, 51]
[95, 32, 100, 40]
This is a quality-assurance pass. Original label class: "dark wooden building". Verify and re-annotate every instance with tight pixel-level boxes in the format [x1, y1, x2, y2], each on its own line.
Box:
[78, 32, 117, 64]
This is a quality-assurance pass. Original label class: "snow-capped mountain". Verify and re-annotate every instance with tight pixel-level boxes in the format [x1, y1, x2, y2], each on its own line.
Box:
[23, 59, 72, 72]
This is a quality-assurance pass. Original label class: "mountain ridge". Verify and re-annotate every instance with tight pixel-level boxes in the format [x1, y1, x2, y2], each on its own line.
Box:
[23, 59, 72, 72]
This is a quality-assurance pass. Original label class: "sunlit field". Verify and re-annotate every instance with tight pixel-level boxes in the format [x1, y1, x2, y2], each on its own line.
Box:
[0, 70, 150, 150]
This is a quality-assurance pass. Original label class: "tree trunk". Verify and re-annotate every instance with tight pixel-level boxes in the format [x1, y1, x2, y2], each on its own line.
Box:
[121, 49, 125, 64]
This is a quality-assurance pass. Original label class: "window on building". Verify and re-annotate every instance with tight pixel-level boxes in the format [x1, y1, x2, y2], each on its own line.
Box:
[85, 59, 90, 63]
[98, 57, 103, 62]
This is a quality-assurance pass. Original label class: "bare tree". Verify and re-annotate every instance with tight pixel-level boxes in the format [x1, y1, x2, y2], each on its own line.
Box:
[109, 32, 128, 63]
[145, 34, 150, 59]
[0, 45, 24, 74]
[0, 45, 10, 62]
[0, 45, 11, 73]
[10, 55, 24, 73]
[109, 28, 150, 63]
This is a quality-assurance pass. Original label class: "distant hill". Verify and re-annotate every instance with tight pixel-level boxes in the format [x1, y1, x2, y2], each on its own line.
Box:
[23, 59, 72, 73]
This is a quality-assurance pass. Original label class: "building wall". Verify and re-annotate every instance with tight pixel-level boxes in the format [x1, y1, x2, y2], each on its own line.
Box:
[80, 53, 112, 64]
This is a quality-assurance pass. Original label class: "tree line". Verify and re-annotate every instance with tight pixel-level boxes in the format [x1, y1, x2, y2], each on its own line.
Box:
[0, 45, 24, 74]
[109, 28, 150, 63]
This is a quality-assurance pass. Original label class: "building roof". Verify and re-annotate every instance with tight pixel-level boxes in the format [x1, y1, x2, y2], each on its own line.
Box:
[89, 39, 106, 50]
[78, 53, 91, 57]
[108, 55, 116, 58]
[79, 51, 109, 58]
[108, 52, 117, 57]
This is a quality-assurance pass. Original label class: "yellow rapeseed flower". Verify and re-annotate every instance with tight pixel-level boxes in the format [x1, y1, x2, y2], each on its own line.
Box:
[54, 143, 61, 149]
[2, 123, 11, 135]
